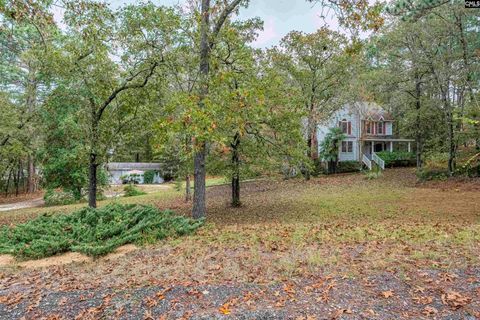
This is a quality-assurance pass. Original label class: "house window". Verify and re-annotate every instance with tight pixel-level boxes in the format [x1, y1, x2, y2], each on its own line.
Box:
[341, 141, 353, 153]
[366, 121, 372, 134]
[339, 119, 352, 135]
[378, 122, 384, 135]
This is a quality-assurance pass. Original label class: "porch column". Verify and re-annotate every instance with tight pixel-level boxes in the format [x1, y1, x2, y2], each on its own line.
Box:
[371, 141, 374, 154]
[389, 141, 393, 152]
[408, 142, 411, 153]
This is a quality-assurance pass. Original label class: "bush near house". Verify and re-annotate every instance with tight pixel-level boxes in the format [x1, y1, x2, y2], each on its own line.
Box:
[143, 170, 157, 184]
[0, 204, 203, 259]
[376, 151, 415, 167]
[123, 184, 147, 197]
[337, 161, 362, 173]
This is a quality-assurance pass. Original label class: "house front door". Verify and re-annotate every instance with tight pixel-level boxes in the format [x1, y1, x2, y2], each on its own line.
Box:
[374, 143, 384, 152]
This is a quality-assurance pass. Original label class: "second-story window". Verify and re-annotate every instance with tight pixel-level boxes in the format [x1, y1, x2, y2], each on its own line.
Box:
[366, 121, 372, 134]
[378, 121, 384, 135]
[339, 119, 352, 135]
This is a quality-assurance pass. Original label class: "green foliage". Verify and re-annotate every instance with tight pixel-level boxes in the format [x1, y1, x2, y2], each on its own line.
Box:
[320, 127, 346, 162]
[337, 161, 362, 173]
[123, 184, 147, 197]
[416, 168, 449, 181]
[143, 170, 156, 184]
[376, 151, 415, 167]
[43, 189, 78, 206]
[365, 165, 383, 180]
[0, 204, 203, 259]
[320, 127, 346, 174]
[458, 153, 480, 178]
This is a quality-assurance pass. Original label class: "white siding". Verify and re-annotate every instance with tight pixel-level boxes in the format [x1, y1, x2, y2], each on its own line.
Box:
[108, 170, 164, 185]
[317, 105, 361, 162]
[338, 139, 358, 161]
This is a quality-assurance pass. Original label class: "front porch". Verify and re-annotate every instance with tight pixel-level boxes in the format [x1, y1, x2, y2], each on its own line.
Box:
[360, 138, 414, 170]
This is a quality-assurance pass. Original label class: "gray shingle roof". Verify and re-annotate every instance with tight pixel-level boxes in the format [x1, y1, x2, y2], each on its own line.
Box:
[106, 163, 162, 171]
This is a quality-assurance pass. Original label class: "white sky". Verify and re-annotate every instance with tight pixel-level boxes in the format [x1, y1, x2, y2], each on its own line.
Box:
[52, 0, 341, 48]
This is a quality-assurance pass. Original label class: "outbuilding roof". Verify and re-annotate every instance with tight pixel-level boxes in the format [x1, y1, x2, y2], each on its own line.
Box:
[106, 162, 162, 171]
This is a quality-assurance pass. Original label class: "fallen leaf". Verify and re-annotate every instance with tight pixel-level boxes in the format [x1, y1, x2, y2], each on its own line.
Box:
[381, 290, 394, 298]
[422, 306, 438, 316]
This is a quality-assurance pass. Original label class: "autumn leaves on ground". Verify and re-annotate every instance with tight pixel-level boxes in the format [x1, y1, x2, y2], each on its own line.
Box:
[0, 168, 479, 319]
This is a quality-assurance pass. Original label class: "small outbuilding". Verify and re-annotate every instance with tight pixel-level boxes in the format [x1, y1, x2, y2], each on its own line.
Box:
[106, 163, 164, 185]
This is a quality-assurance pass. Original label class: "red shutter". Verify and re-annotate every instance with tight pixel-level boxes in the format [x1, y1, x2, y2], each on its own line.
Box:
[373, 122, 376, 135]
[348, 122, 352, 135]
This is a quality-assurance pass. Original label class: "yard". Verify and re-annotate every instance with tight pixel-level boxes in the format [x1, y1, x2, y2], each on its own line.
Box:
[0, 168, 479, 319]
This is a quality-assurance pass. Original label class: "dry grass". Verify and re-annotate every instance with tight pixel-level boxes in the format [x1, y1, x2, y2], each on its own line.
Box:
[1, 168, 479, 289]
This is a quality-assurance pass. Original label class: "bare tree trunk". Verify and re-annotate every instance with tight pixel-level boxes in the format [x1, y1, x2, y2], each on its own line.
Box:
[447, 114, 456, 175]
[185, 175, 191, 202]
[193, 0, 211, 219]
[193, 0, 242, 218]
[27, 155, 35, 193]
[193, 146, 206, 219]
[414, 72, 423, 169]
[231, 132, 241, 207]
[88, 153, 98, 208]
[4, 164, 13, 196]
[15, 161, 21, 197]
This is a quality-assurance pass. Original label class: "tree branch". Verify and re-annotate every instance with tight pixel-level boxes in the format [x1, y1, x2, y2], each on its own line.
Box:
[96, 61, 158, 121]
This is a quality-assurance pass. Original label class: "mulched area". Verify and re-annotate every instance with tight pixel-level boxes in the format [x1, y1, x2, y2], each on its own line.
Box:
[0, 268, 478, 319]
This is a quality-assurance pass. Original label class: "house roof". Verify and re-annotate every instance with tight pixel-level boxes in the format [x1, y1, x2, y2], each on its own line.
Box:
[353, 102, 394, 121]
[107, 162, 162, 171]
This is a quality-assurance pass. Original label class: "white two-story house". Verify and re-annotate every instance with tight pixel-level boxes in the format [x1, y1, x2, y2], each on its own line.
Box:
[317, 102, 414, 169]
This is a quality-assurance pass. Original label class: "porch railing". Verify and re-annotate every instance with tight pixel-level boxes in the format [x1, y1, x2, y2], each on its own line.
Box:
[362, 154, 372, 170]
[372, 152, 385, 170]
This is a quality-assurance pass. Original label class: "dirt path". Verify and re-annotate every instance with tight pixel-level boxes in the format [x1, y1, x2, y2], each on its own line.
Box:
[0, 197, 44, 212]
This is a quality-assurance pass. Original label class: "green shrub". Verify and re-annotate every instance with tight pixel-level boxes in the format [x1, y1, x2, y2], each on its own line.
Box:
[143, 170, 157, 184]
[0, 204, 203, 259]
[365, 165, 382, 180]
[416, 169, 449, 181]
[43, 189, 78, 206]
[376, 151, 415, 167]
[458, 153, 480, 177]
[123, 184, 147, 197]
[337, 161, 362, 173]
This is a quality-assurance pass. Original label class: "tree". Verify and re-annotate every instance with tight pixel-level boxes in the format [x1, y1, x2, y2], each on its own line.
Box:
[192, 0, 247, 219]
[365, 0, 478, 175]
[47, 1, 180, 207]
[206, 19, 305, 206]
[319, 127, 346, 174]
[0, 7, 56, 194]
[271, 28, 349, 179]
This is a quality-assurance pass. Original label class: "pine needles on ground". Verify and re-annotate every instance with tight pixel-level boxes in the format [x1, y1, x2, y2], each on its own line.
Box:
[0, 204, 203, 260]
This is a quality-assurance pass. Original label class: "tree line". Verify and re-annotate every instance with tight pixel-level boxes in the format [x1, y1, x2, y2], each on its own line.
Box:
[0, 0, 478, 218]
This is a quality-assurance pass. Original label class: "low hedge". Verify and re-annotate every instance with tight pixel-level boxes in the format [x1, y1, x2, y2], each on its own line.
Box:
[0, 204, 203, 259]
[337, 161, 362, 173]
[376, 151, 415, 167]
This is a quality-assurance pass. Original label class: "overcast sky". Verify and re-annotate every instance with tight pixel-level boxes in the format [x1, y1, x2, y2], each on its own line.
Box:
[53, 0, 340, 48]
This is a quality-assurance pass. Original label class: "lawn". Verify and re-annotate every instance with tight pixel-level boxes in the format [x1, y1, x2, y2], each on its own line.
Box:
[0, 168, 479, 319]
